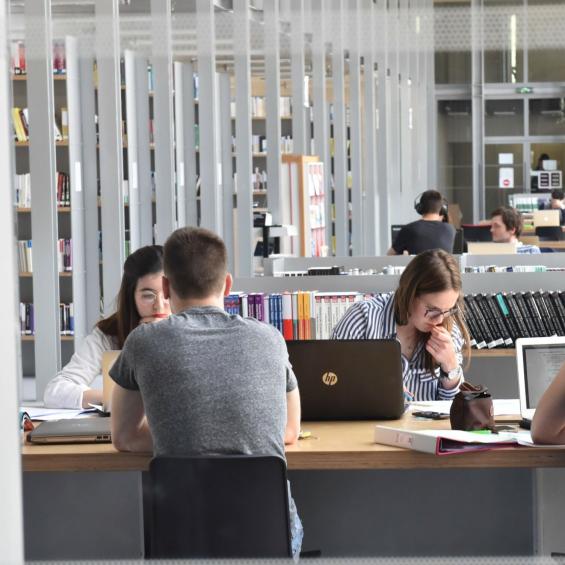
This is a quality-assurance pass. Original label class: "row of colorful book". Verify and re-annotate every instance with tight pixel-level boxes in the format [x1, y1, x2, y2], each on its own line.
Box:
[11, 40, 66, 75]
[224, 291, 367, 340]
[19, 302, 74, 335]
[17, 239, 72, 273]
[12, 107, 66, 142]
[464, 291, 565, 349]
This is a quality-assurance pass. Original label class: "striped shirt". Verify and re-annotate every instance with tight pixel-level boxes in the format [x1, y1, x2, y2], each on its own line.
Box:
[331, 292, 465, 401]
[517, 242, 541, 254]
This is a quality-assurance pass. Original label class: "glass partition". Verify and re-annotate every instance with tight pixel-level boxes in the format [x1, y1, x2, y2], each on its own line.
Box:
[485, 143, 524, 214]
[483, 0, 524, 84]
[437, 100, 473, 223]
[529, 98, 565, 136]
[485, 99, 524, 137]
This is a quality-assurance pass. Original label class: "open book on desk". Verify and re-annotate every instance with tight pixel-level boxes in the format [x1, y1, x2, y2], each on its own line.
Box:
[373, 426, 561, 456]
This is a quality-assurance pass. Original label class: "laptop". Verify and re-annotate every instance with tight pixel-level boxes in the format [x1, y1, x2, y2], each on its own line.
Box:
[286, 339, 404, 420]
[102, 350, 121, 414]
[533, 209, 560, 228]
[467, 242, 517, 255]
[27, 417, 112, 444]
[516, 337, 565, 421]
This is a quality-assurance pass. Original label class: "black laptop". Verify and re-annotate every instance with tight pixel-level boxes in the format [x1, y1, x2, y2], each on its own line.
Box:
[287, 339, 404, 420]
[27, 417, 112, 444]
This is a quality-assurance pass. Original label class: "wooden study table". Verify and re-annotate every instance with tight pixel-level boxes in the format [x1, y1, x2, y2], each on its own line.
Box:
[21, 416, 565, 472]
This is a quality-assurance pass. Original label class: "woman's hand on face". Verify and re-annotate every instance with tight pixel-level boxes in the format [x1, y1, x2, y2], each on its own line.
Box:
[425, 325, 457, 372]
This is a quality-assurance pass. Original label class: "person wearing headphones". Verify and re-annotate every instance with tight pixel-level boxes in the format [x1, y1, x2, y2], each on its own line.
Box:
[387, 190, 456, 255]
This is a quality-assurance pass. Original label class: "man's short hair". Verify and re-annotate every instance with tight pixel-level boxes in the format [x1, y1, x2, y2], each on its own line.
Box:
[418, 190, 445, 215]
[552, 189, 564, 200]
[164, 227, 227, 299]
[491, 206, 523, 237]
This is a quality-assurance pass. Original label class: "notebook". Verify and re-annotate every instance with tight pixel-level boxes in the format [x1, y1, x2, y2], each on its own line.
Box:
[516, 337, 565, 421]
[286, 339, 404, 420]
[533, 209, 560, 228]
[102, 350, 121, 414]
[467, 242, 517, 255]
[27, 417, 111, 444]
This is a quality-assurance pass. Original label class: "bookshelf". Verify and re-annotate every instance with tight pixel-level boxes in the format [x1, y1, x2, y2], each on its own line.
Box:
[11, 36, 88, 393]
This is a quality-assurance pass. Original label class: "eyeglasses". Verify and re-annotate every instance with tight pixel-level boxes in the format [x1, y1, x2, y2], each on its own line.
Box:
[423, 305, 459, 322]
[137, 290, 168, 306]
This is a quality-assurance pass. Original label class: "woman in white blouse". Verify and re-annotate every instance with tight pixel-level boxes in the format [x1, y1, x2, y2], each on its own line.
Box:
[44, 245, 171, 409]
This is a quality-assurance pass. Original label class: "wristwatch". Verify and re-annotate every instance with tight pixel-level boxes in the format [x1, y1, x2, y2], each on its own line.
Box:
[440, 365, 463, 381]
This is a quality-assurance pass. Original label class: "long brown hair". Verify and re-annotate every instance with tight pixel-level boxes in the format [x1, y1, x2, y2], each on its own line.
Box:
[97, 245, 164, 348]
[393, 249, 470, 373]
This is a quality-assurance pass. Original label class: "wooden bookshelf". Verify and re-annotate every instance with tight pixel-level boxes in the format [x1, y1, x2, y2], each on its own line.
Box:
[471, 349, 516, 358]
[15, 140, 69, 147]
[21, 335, 74, 342]
[17, 207, 71, 213]
[19, 272, 72, 278]
[12, 74, 67, 81]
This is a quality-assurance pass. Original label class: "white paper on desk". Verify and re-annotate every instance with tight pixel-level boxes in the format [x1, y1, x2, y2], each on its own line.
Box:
[516, 432, 565, 449]
[21, 406, 97, 421]
[409, 398, 521, 417]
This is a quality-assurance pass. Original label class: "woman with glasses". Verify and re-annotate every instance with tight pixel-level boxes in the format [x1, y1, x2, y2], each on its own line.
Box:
[332, 249, 470, 401]
[44, 245, 171, 409]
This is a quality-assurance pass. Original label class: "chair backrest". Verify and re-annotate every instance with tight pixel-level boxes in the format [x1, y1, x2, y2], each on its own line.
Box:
[535, 226, 564, 241]
[390, 224, 403, 245]
[148, 455, 291, 559]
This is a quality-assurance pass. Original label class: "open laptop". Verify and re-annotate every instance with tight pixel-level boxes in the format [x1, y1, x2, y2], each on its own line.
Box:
[516, 337, 565, 422]
[27, 417, 112, 444]
[286, 339, 404, 420]
[533, 209, 560, 228]
[467, 242, 517, 255]
[102, 350, 121, 414]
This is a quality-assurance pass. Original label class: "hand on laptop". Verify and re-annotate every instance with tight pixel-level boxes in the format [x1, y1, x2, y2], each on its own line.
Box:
[425, 326, 457, 373]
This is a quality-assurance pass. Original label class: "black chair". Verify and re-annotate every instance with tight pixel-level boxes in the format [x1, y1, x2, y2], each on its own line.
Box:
[390, 224, 404, 246]
[147, 455, 292, 559]
[535, 226, 565, 241]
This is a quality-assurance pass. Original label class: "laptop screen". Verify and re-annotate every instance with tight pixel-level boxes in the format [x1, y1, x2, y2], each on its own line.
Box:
[522, 343, 565, 408]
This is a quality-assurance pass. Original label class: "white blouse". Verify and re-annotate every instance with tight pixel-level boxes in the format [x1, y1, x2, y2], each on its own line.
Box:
[43, 327, 118, 409]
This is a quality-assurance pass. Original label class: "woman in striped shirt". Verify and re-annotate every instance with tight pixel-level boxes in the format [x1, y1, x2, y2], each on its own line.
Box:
[332, 249, 470, 401]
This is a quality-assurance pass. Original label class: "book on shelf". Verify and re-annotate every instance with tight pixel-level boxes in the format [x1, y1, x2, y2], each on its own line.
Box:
[61, 107, 69, 140]
[10, 40, 66, 75]
[18, 302, 74, 336]
[17, 240, 33, 273]
[464, 291, 565, 349]
[14, 173, 31, 208]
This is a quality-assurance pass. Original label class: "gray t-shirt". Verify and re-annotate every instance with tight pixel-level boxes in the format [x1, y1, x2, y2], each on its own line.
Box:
[110, 306, 297, 459]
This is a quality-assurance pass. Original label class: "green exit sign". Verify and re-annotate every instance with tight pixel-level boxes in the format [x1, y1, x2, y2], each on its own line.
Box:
[517, 86, 534, 94]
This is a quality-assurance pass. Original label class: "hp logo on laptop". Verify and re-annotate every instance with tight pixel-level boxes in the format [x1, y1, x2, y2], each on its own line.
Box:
[322, 372, 338, 386]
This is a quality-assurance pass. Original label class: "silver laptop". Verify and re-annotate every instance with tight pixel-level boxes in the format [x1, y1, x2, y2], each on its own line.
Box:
[516, 337, 565, 421]
[286, 339, 405, 420]
[27, 417, 112, 444]
[533, 209, 560, 228]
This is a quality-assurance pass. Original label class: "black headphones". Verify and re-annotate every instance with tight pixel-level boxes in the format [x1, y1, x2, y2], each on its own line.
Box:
[414, 191, 448, 217]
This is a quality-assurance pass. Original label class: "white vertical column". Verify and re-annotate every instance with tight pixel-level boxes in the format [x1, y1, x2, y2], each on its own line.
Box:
[180, 61, 198, 227]
[124, 50, 141, 251]
[331, 0, 348, 256]
[0, 0, 24, 557]
[362, 0, 380, 255]
[96, 0, 125, 315]
[471, 0, 484, 222]
[264, 0, 283, 224]
[312, 0, 330, 251]
[291, 0, 307, 155]
[196, 0, 221, 232]
[233, 0, 253, 276]
[219, 72, 235, 273]
[174, 62, 186, 228]
[135, 55, 153, 245]
[66, 36, 87, 347]
[151, 0, 176, 243]
[349, 0, 363, 255]
[376, 0, 391, 252]
[80, 50, 102, 330]
[26, 0, 61, 394]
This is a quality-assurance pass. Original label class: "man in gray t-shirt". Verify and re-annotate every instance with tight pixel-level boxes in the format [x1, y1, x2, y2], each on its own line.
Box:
[109, 226, 302, 556]
[110, 307, 297, 460]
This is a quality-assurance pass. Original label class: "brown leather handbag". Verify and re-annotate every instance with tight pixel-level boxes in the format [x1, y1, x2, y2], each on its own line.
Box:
[450, 382, 495, 431]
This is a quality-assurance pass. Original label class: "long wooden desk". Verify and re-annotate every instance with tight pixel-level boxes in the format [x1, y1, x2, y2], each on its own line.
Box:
[21, 416, 565, 472]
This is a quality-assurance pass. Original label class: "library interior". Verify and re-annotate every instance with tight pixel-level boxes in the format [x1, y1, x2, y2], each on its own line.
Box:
[5, 0, 565, 561]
